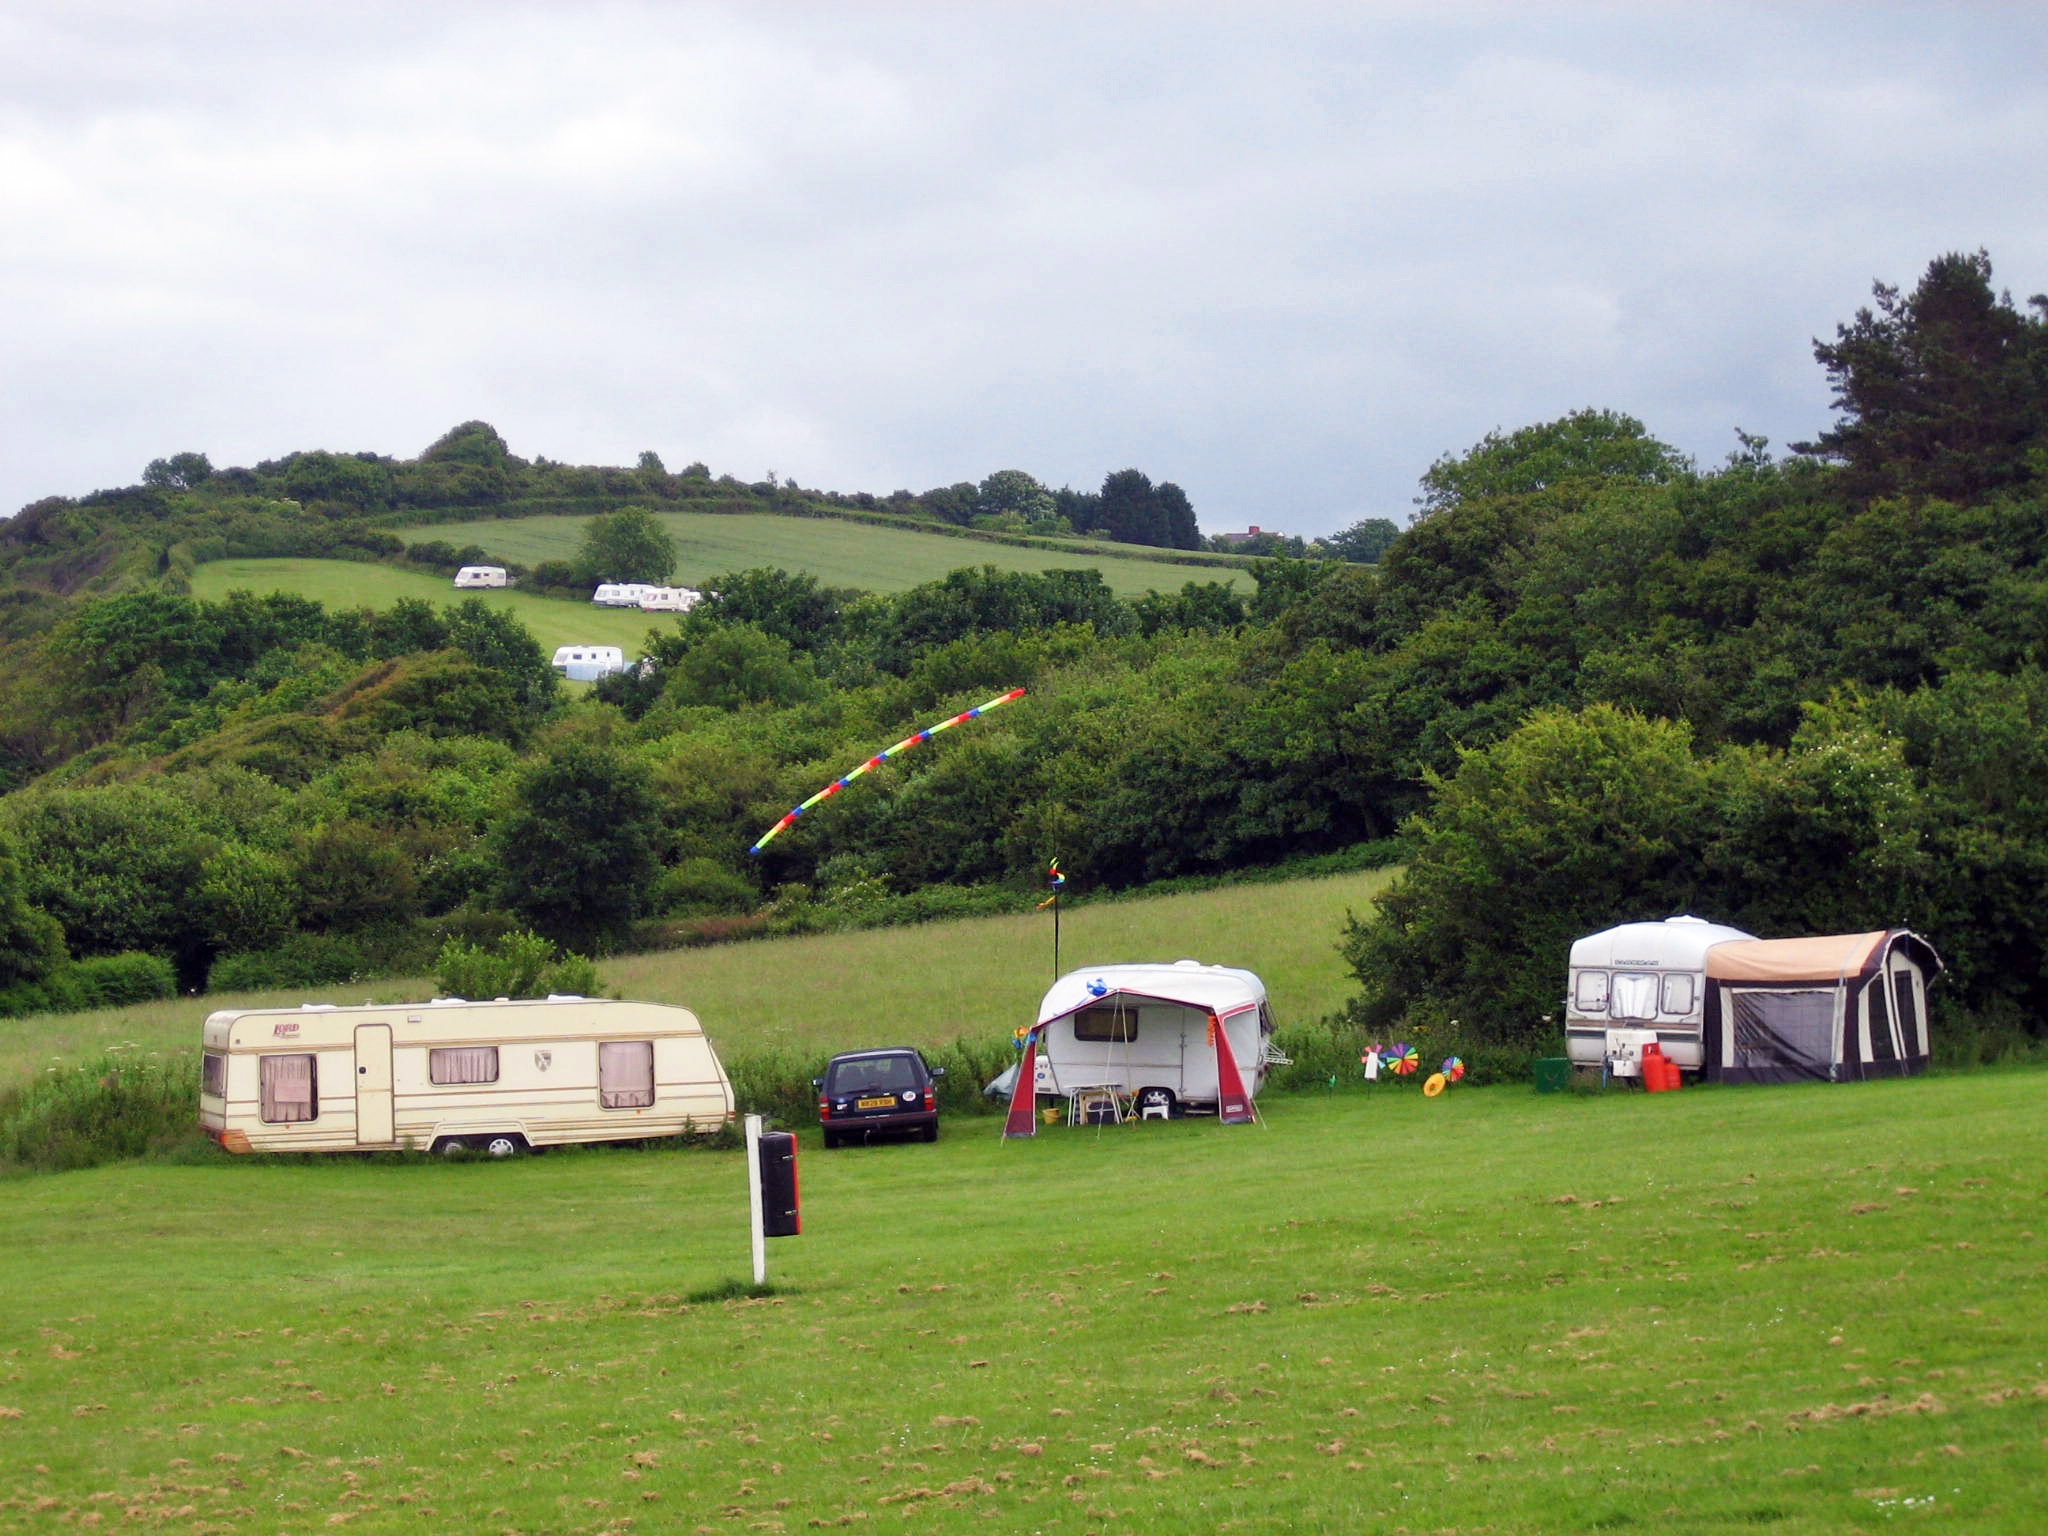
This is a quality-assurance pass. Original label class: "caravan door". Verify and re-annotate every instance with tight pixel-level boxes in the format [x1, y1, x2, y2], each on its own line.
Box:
[354, 1024, 394, 1144]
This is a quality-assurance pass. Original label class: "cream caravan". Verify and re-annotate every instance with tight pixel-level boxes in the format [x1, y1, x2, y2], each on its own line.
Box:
[199, 997, 734, 1156]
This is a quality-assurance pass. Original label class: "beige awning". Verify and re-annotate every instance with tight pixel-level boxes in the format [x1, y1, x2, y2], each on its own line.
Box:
[1704, 932, 1888, 984]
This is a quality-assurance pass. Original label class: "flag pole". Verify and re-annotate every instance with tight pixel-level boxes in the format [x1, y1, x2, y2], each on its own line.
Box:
[1039, 858, 1065, 980]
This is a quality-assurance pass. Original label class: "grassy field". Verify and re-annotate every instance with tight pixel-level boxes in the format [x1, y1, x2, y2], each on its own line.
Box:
[188, 560, 667, 657]
[1, 1068, 2042, 1533]
[398, 511, 1252, 597]
[0, 870, 1395, 1090]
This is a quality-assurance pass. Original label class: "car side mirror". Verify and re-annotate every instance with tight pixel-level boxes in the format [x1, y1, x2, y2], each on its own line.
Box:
[929, 1066, 946, 1078]
[810, 1077, 823, 1089]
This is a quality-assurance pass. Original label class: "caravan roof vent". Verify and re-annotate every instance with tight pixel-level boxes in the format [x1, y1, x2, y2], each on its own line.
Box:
[1173, 959, 1204, 969]
[1666, 915, 1711, 926]
[428, 997, 467, 1005]
[298, 1003, 338, 1011]
[545, 994, 586, 1001]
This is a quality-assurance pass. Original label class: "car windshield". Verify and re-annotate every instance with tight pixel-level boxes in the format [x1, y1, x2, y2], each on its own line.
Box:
[828, 1056, 916, 1094]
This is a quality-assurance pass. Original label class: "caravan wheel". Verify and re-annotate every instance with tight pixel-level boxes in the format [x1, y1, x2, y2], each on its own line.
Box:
[433, 1137, 470, 1157]
[483, 1134, 525, 1159]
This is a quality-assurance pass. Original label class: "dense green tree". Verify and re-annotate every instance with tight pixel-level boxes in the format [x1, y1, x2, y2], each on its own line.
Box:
[976, 470, 1055, 524]
[1322, 516, 1400, 563]
[1099, 469, 1167, 546]
[684, 567, 843, 652]
[0, 826, 67, 988]
[142, 452, 213, 490]
[419, 420, 514, 467]
[496, 740, 663, 948]
[280, 450, 392, 512]
[662, 625, 821, 711]
[0, 786, 212, 961]
[574, 505, 676, 584]
[1795, 251, 2047, 505]
[197, 843, 298, 951]
[1415, 409, 1692, 519]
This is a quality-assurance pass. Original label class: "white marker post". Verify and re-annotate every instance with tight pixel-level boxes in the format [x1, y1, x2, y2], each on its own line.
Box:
[744, 1112, 767, 1286]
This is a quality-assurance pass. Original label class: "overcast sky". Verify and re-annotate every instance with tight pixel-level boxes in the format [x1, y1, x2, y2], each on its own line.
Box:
[4, 3, 2043, 538]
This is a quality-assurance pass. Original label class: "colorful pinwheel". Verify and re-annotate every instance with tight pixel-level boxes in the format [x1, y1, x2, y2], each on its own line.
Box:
[1442, 1055, 1466, 1083]
[1386, 1042, 1419, 1075]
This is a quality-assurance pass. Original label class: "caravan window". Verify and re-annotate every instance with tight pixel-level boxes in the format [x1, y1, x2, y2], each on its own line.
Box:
[201, 1051, 226, 1097]
[599, 1041, 656, 1108]
[1610, 972, 1659, 1021]
[259, 1054, 317, 1122]
[430, 1046, 499, 1085]
[1573, 971, 1609, 1012]
[1660, 972, 1696, 1014]
[1073, 1006, 1139, 1043]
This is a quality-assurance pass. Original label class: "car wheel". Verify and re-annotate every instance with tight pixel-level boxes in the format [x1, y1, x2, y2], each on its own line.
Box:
[483, 1134, 524, 1158]
[821, 1130, 840, 1149]
[920, 1120, 939, 1143]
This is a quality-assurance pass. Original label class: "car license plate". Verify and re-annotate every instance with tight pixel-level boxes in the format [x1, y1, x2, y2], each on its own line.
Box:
[856, 1096, 894, 1110]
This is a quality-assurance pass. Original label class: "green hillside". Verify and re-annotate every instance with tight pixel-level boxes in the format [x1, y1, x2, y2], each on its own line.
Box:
[188, 558, 668, 655]
[401, 509, 1251, 596]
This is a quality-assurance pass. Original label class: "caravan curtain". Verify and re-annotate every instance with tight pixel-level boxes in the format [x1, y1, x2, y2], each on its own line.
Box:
[1610, 973, 1660, 1021]
[429, 1046, 499, 1085]
[1731, 989, 1835, 1082]
[260, 1054, 317, 1122]
[599, 1041, 656, 1108]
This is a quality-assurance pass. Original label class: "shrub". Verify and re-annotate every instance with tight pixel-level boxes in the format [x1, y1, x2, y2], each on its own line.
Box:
[435, 929, 601, 1000]
[207, 932, 369, 993]
[0, 1053, 205, 1174]
[68, 952, 177, 1009]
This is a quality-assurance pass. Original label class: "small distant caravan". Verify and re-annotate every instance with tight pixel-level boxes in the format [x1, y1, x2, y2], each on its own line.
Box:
[199, 997, 735, 1156]
[453, 565, 509, 588]
[1031, 961, 1280, 1116]
[637, 586, 702, 613]
[591, 583, 657, 607]
[551, 644, 627, 680]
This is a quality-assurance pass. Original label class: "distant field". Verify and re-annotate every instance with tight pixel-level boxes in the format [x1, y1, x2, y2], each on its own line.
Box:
[400, 510, 1251, 597]
[189, 559, 669, 655]
[2, 1065, 2041, 1532]
[0, 870, 1395, 1088]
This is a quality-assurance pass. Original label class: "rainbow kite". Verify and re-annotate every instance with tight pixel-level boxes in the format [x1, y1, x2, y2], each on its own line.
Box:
[748, 688, 1027, 854]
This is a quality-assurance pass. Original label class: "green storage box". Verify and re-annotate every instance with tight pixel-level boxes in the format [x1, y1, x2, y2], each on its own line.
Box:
[1533, 1057, 1572, 1094]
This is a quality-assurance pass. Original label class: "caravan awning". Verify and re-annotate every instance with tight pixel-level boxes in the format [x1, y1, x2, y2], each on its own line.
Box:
[1704, 933, 1888, 984]
[1036, 964, 1265, 1029]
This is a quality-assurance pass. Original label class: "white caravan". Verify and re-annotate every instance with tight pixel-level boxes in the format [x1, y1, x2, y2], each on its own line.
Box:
[551, 644, 627, 680]
[200, 997, 734, 1156]
[591, 583, 657, 607]
[1031, 961, 1278, 1115]
[1565, 915, 1757, 1074]
[453, 565, 510, 588]
[638, 586, 702, 613]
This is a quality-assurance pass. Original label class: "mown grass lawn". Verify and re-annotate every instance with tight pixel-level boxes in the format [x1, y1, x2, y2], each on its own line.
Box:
[1, 1070, 2042, 1534]
[0, 871, 1394, 1089]
[399, 511, 1251, 597]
